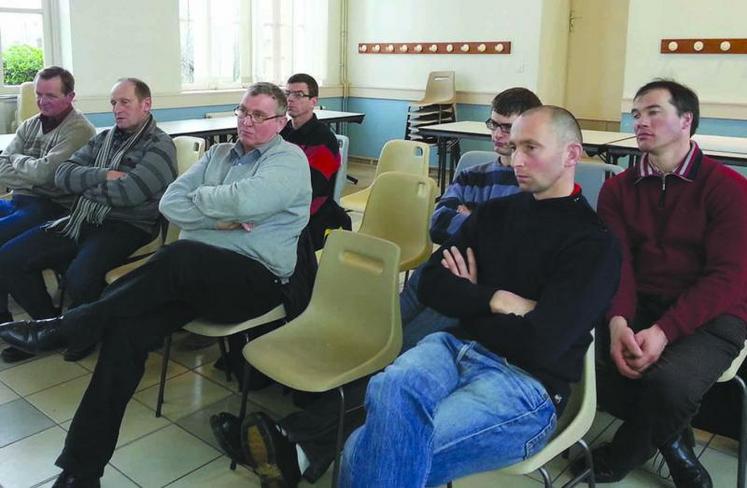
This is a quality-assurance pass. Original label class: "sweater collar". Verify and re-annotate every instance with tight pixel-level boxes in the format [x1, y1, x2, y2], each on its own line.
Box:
[634, 141, 702, 184]
[282, 113, 319, 137]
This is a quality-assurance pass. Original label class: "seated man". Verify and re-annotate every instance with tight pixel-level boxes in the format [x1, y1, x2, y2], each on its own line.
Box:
[0, 66, 95, 326]
[572, 80, 747, 487]
[0, 82, 311, 488]
[339, 106, 621, 486]
[281, 72, 349, 249]
[402, 87, 541, 349]
[0, 77, 176, 362]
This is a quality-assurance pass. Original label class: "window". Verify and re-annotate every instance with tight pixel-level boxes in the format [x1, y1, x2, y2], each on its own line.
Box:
[179, 0, 329, 91]
[0, 0, 54, 87]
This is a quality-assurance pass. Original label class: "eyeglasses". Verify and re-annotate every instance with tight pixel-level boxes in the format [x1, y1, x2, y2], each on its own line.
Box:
[234, 106, 286, 124]
[283, 90, 312, 100]
[485, 118, 512, 134]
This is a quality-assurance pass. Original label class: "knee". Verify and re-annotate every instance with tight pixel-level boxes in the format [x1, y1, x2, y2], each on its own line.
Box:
[642, 371, 701, 414]
[151, 239, 202, 266]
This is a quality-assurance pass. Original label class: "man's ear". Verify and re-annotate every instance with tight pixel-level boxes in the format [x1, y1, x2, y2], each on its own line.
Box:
[565, 142, 583, 167]
[681, 111, 693, 133]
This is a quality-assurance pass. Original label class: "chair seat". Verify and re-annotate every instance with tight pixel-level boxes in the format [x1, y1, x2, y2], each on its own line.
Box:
[105, 256, 150, 284]
[340, 187, 370, 213]
[244, 308, 399, 393]
[184, 304, 287, 337]
[718, 340, 747, 382]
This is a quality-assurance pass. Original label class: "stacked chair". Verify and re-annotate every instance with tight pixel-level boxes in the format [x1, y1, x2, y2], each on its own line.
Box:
[405, 71, 457, 143]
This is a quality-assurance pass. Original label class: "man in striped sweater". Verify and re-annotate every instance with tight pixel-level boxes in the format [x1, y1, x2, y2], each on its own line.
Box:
[0, 66, 95, 336]
[0, 78, 176, 362]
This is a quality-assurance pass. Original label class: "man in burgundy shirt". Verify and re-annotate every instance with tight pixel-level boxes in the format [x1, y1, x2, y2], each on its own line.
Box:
[574, 80, 747, 487]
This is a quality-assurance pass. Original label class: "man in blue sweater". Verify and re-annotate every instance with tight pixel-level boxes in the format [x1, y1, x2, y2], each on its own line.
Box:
[340, 106, 621, 487]
[0, 82, 311, 488]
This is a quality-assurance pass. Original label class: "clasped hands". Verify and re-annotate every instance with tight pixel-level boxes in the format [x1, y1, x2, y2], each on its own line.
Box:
[609, 315, 669, 379]
[440, 246, 536, 317]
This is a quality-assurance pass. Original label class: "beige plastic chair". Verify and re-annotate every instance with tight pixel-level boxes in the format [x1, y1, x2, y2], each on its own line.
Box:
[241, 229, 402, 486]
[104, 136, 205, 284]
[340, 139, 430, 213]
[715, 340, 747, 488]
[411, 71, 456, 107]
[15, 81, 38, 128]
[333, 134, 349, 204]
[357, 171, 437, 272]
[448, 334, 598, 487]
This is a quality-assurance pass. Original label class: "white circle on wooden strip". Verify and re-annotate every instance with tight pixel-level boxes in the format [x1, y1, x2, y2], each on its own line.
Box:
[446, 44, 453, 52]
[359, 44, 367, 52]
[668, 41, 678, 51]
[495, 43, 504, 52]
[400, 44, 408, 52]
[429, 44, 438, 52]
[478, 43, 486, 52]
[386, 44, 394, 52]
[461, 43, 469, 52]
[414, 44, 422, 52]
[372, 44, 380, 52]
[721, 40, 732, 51]
[693, 41, 704, 52]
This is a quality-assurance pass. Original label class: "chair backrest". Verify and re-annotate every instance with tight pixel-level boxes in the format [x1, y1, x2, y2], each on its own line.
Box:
[454, 150, 497, 176]
[575, 161, 625, 210]
[334, 134, 350, 204]
[423, 71, 456, 104]
[312, 229, 402, 360]
[358, 172, 437, 270]
[173, 136, 206, 176]
[16, 81, 38, 126]
[375, 139, 431, 179]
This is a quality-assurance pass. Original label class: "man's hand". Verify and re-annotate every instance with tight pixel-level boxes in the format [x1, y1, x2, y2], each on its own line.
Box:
[456, 204, 472, 216]
[489, 290, 537, 316]
[216, 221, 240, 230]
[627, 324, 668, 374]
[609, 315, 644, 379]
[106, 170, 127, 181]
[440, 246, 477, 284]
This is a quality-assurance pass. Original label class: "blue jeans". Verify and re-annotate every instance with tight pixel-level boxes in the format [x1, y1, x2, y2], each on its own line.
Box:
[400, 265, 459, 351]
[340, 332, 557, 487]
[0, 195, 66, 317]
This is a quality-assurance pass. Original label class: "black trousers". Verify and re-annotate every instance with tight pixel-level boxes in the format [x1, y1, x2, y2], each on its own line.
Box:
[54, 240, 283, 478]
[597, 294, 746, 470]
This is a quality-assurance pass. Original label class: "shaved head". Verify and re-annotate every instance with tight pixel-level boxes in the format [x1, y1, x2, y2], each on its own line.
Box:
[520, 105, 583, 146]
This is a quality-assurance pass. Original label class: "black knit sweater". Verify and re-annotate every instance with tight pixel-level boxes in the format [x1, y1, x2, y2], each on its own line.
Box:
[418, 190, 621, 413]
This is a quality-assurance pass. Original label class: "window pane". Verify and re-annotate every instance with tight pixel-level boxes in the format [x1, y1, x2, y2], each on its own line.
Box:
[0, 12, 44, 85]
[0, 0, 41, 9]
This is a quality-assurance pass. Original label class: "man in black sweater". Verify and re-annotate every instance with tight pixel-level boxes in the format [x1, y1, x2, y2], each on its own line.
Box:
[338, 106, 621, 487]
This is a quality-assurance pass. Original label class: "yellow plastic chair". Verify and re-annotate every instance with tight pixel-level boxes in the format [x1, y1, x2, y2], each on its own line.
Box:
[340, 139, 430, 213]
[241, 229, 402, 486]
[357, 171, 437, 273]
[448, 334, 597, 488]
[104, 136, 205, 284]
[715, 340, 747, 488]
[411, 70, 456, 107]
[15, 81, 38, 128]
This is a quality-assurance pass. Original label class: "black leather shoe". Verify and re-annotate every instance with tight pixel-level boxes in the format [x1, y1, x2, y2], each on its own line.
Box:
[241, 412, 301, 488]
[1, 346, 36, 363]
[63, 344, 96, 362]
[659, 430, 713, 488]
[0, 317, 67, 354]
[52, 471, 101, 488]
[569, 443, 631, 483]
[210, 412, 248, 464]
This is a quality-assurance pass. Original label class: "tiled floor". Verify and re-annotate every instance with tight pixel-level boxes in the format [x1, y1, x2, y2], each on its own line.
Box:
[0, 163, 741, 487]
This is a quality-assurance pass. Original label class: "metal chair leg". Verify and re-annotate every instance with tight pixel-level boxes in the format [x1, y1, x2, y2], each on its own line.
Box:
[735, 375, 746, 488]
[155, 333, 172, 418]
[217, 337, 232, 382]
[538, 467, 552, 488]
[332, 386, 346, 488]
[580, 438, 595, 488]
[231, 362, 252, 471]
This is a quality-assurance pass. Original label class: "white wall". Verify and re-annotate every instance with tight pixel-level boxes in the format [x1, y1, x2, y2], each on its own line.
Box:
[623, 0, 747, 119]
[346, 0, 569, 103]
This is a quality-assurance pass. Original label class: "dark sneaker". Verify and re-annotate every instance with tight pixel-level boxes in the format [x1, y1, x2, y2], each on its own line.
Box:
[241, 412, 301, 488]
[1, 346, 35, 363]
[209, 412, 247, 465]
[569, 443, 632, 483]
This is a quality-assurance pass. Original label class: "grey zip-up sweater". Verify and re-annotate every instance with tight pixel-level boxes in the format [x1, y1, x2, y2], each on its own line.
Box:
[0, 108, 95, 201]
[159, 136, 311, 278]
[54, 123, 177, 235]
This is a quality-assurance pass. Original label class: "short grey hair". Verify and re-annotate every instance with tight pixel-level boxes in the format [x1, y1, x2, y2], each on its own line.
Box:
[522, 105, 583, 145]
[246, 82, 288, 116]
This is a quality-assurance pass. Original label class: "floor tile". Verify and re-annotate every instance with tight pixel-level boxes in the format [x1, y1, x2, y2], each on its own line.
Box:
[0, 354, 88, 396]
[701, 445, 738, 487]
[111, 424, 221, 487]
[26, 374, 92, 423]
[0, 379, 19, 405]
[36, 465, 139, 488]
[176, 394, 254, 452]
[115, 399, 173, 448]
[165, 455, 260, 487]
[0, 426, 65, 487]
[194, 364, 240, 393]
[133, 371, 232, 421]
[165, 339, 222, 370]
[0, 398, 55, 448]
[0, 348, 50, 373]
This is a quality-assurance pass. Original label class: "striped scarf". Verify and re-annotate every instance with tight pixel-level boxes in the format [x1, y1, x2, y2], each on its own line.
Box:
[47, 114, 155, 241]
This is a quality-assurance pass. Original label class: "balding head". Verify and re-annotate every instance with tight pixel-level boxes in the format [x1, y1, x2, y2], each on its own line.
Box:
[520, 105, 583, 146]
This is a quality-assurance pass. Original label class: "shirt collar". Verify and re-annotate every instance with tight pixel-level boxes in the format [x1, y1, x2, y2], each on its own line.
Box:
[231, 134, 282, 163]
[635, 141, 699, 183]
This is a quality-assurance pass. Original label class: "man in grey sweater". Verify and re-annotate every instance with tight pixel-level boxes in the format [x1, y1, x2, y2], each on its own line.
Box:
[0, 78, 176, 362]
[0, 82, 311, 488]
[0, 66, 95, 327]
